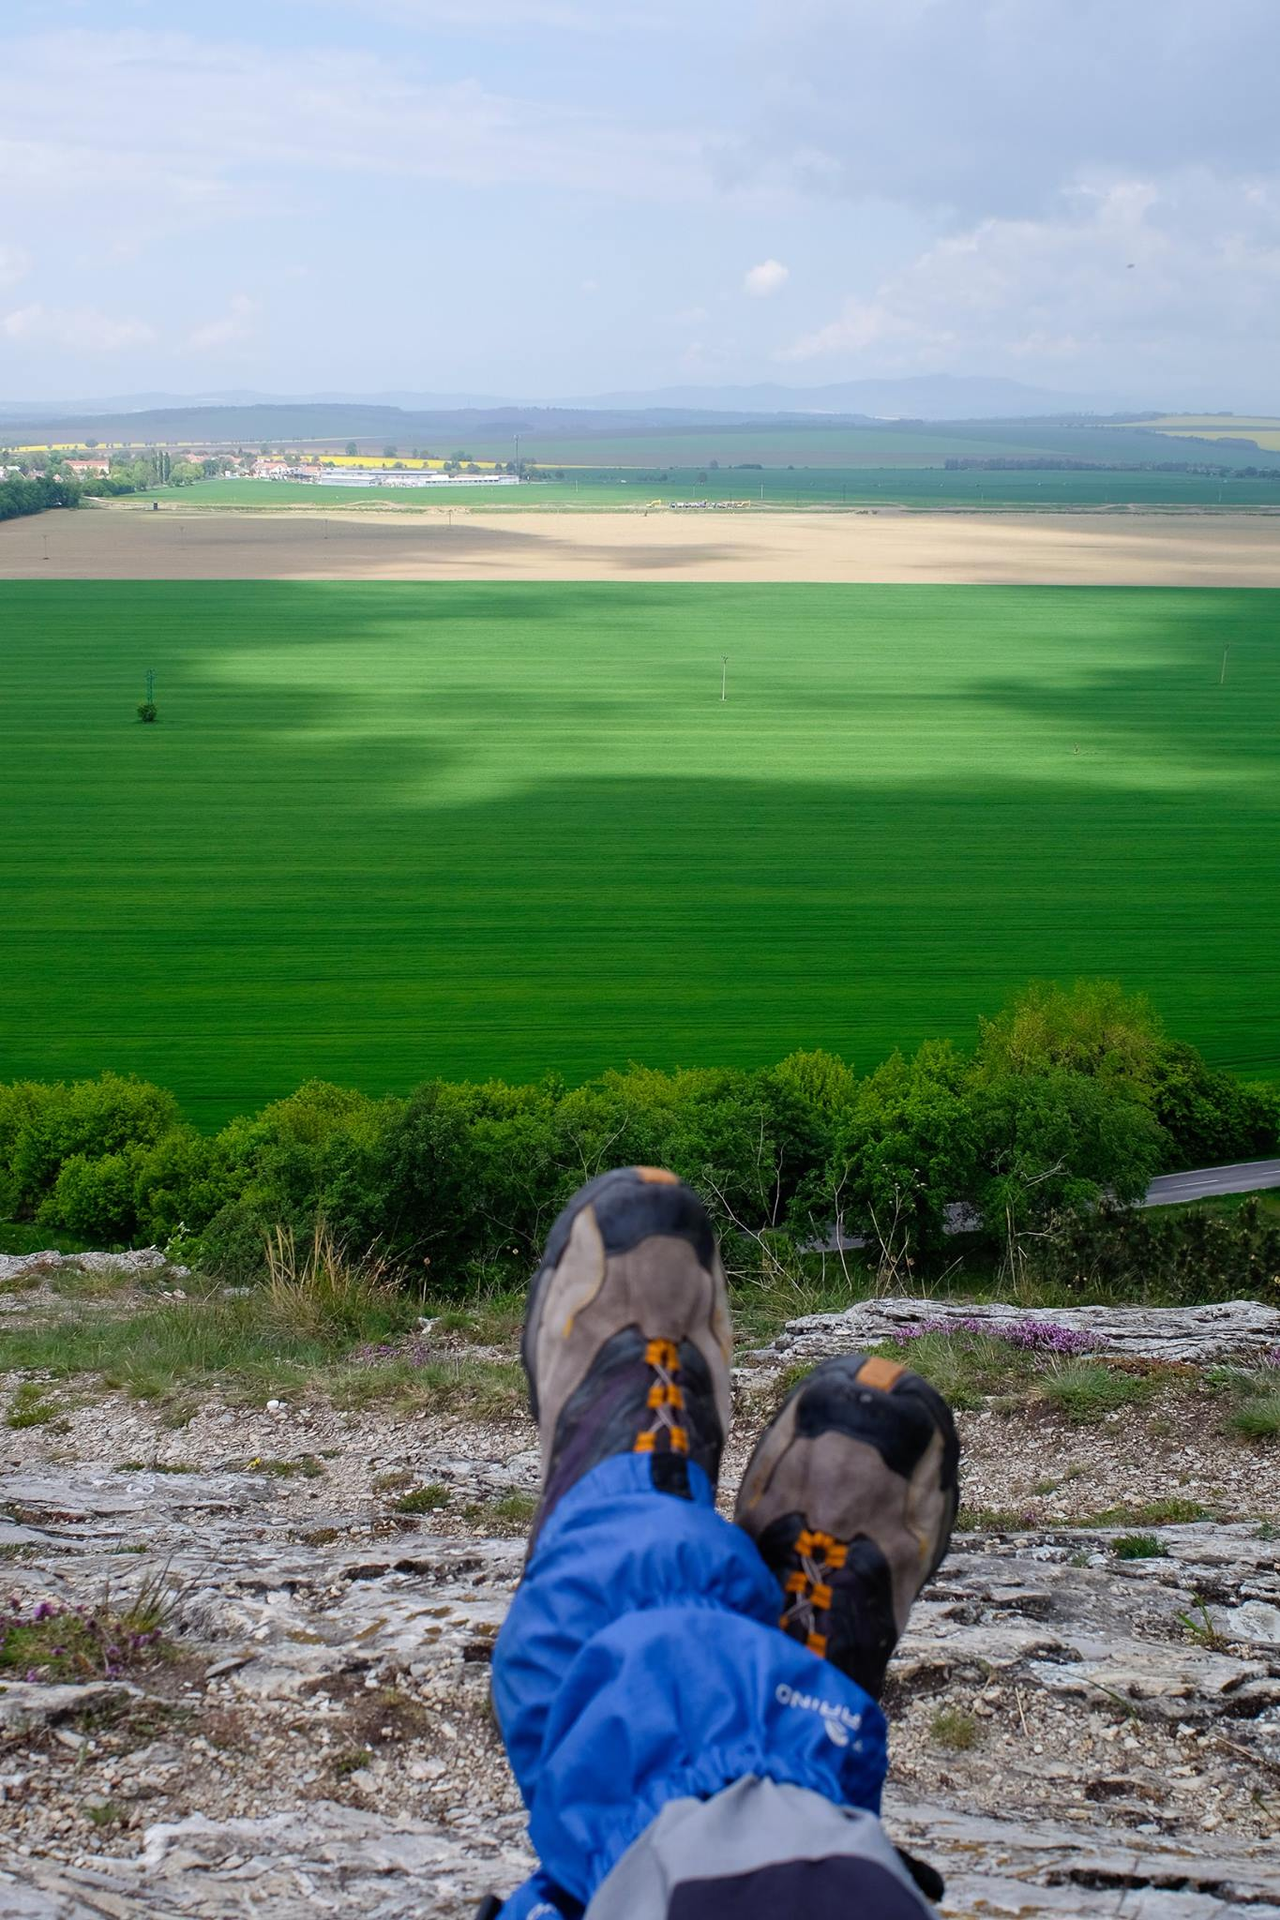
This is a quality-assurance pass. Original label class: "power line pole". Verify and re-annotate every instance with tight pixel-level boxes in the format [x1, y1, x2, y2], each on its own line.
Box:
[721, 655, 728, 702]
[1220, 642, 1231, 686]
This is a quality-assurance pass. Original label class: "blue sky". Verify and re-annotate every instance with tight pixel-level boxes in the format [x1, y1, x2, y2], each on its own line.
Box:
[2, 0, 1279, 405]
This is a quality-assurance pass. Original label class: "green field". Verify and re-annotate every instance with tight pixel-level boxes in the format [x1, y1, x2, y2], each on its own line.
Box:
[136, 464, 1280, 514]
[2, 583, 1278, 1122]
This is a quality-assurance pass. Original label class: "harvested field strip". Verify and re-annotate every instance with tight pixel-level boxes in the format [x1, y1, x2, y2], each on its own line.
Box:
[1, 581, 1278, 1119]
[6, 510, 1280, 585]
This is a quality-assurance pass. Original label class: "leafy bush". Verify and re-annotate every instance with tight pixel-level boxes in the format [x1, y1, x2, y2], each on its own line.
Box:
[1029, 1198, 1280, 1306]
[1, 981, 1275, 1305]
[137, 701, 158, 723]
[0, 1073, 180, 1221]
[38, 1150, 140, 1243]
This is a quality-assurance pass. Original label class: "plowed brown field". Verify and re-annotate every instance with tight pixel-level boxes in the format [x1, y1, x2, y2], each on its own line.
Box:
[3, 505, 1279, 585]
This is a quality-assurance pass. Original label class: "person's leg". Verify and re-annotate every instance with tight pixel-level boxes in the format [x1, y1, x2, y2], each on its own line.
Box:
[569, 1351, 962, 1918]
[486, 1168, 956, 1917]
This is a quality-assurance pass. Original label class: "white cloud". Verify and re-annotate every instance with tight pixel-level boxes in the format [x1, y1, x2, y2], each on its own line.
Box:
[744, 258, 789, 297]
[778, 172, 1280, 386]
[0, 29, 713, 213]
[741, 0, 1280, 219]
[187, 294, 256, 352]
[0, 303, 158, 351]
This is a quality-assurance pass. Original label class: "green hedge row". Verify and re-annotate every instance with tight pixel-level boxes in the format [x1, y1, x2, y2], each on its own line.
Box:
[1, 983, 1275, 1291]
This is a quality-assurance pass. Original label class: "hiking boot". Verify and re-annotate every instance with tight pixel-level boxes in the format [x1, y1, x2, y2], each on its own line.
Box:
[734, 1353, 960, 1698]
[522, 1167, 733, 1541]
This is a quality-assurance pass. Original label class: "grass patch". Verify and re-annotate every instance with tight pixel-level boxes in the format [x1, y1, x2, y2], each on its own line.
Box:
[729, 1266, 870, 1350]
[241, 1454, 324, 1478]
[930, 1707, 980, 1751]
[1176, 1595, 1226, 1650]
[874, 1332, 1033, 1410]
[1229, 1394, 1280, 1440]
[955, 1507, 1030, 1533]
[1112, 1534, 1168, 1560]
[392, 1483, 450, 1515]
[1040, 1361, 1155, 1423]
[330, 1746, 374, 1779]
[48, 1263, 162, 1300]
[428, 1291, 527, 1349]
[1081, 1497, 1207, 1527]
[0, 1222, 92, 1258]
[463, 1490, 538, 1535]
[263, 1222, 401, 1342]
[327, 1354, 525, 1418]
[116, 1459, 198, 1475]
[0, 1273, 528, 1412]
[84, 1800, 123, 1830]
[4, 582, 1280, 1117]
[372, 1469, 415, 1495]
[956, 1494, 1209, 1535]
[6, 1382, 62, 1429]
[0, 1576, 177, 1681]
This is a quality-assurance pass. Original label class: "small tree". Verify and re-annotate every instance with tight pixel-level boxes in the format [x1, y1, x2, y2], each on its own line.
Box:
[138, 668, 158, 723]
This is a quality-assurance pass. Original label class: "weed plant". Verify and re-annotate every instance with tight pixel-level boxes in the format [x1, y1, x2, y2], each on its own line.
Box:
[0, 1576, 176, 1682]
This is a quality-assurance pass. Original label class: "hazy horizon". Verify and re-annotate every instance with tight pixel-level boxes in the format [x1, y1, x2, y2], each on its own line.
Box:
[2, 2, 1278, 410]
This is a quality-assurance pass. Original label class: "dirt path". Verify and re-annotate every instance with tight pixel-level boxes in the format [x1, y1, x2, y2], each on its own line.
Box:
[3, 505, 1279, 584]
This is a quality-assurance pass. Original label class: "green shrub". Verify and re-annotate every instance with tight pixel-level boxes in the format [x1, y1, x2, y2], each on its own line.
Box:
[1, 1073, 179, 1221]
[1029, 1198, 1280, 1306]
[38, 1151, 140, 1242]
[393, 1483, 450, 1514]
[0, 983, 1275, 1302]
[1112, 1533, 1167, 1559]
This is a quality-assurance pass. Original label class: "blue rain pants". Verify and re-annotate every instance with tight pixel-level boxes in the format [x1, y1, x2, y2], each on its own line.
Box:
[490, 1451, 890, 1919]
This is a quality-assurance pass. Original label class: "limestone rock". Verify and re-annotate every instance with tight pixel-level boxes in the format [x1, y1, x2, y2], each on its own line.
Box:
[759, 1297, 1280, 1367]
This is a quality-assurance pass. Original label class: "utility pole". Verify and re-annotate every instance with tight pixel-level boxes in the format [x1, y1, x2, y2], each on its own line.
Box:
[721, 655, 728, 702]
[1220, 642, 1231, 686]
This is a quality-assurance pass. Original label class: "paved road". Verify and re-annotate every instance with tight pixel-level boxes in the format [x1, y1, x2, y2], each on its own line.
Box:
[819, 1157, 1280, 1251]
[1141, 1157, 1280, 1207]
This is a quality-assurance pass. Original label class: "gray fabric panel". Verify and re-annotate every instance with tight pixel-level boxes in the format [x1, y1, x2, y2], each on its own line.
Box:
[585, 1776, 930, 1920]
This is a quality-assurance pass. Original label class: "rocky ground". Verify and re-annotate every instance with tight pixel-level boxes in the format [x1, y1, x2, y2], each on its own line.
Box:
[1, 1261, 1278, 1918]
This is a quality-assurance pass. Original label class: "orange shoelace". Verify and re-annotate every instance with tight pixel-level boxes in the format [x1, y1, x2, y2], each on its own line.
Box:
[780, 1527, 848, 1657]
[633, 1338, 688, 1456]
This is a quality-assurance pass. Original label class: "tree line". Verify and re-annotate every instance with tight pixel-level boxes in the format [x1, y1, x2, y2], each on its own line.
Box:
[1, 983, 1275, 1295]
[943, 457, 1280, 477]
[0, 451, 221, 526]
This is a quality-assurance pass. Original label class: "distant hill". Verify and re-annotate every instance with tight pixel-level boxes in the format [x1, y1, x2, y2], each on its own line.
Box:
[1, 373, 1135, 435]
[565, 375, 1135, 419]
[0, 399, 880, 444]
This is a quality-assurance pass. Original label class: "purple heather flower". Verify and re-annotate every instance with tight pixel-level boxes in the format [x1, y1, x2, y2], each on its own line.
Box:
[898, 1316, 1097, 1354]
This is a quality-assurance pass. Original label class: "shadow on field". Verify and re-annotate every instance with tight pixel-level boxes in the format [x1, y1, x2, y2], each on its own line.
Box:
[1, 580, 1277, 1117]
[0, 511, 743, 580]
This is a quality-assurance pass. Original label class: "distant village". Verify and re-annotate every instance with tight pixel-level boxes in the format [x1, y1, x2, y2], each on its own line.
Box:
[248, 458, 519, 488]
[0, 441, 531, 510]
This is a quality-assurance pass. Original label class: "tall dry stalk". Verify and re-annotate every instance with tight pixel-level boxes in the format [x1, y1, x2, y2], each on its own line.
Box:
[263, 1220, 396, 1338]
